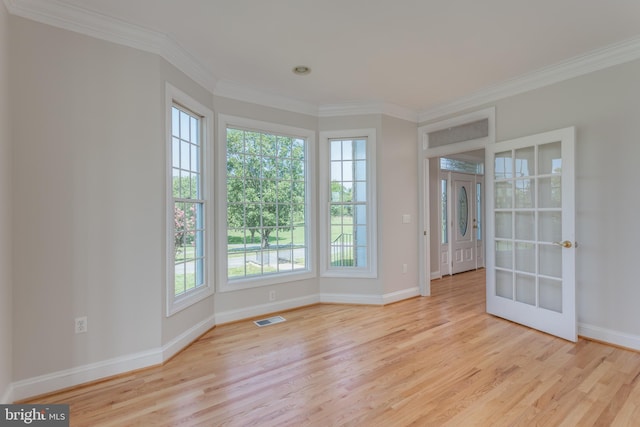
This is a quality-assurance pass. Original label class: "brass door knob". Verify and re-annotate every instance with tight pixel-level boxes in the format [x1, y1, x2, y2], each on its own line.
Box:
[552, 240, 572, 248]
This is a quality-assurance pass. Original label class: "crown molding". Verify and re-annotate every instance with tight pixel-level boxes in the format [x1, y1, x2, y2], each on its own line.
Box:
[6, 0, 640, 123]
[214, 80, 319, 117]
[4, 0, 217, 92]
[418, 34, 640, 123]
[319, 101, 418, 123]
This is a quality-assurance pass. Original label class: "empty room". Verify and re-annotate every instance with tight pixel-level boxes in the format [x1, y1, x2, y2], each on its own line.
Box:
[2, 1, 640, 425]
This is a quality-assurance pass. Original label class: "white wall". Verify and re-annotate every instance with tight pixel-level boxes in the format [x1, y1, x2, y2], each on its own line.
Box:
[0, 0, 14, 404]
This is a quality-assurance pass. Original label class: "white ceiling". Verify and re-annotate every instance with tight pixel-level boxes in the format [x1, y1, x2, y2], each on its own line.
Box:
[9, 0, 640, 117]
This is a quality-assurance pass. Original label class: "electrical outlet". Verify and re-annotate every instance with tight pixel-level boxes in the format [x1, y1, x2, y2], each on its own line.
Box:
[75, 316, 87, 334]
[269, 290, 276, 302]
[402, 264, 408, 274]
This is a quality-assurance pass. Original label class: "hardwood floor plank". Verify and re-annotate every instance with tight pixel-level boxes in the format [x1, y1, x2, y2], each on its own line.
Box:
[24, 269, 640, 426]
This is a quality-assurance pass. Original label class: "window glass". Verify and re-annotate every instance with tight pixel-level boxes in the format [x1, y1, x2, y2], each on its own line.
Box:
[226, 127, 309, 280]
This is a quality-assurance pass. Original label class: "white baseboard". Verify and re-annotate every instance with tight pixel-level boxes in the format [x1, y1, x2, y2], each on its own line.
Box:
[382, 287, 420, 305]
[430, 271, 442, 280]
[320, 292, 382, 305]
[321, 286, 420, 306]
[578, 322, 640, 352]
[215, 295, 320, 325]
[11, 314, 217, 402]
[162, 314, 216, 361]
[1, 383, 13, 404]
[11, 348, 163, 402]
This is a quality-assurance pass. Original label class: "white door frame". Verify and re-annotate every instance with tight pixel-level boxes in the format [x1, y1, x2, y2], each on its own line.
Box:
[417, 107, 495, 296]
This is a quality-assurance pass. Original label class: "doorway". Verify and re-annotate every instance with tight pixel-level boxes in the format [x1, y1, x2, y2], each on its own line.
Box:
[438, 155, 485, 277]
[417, 107, 495, 296]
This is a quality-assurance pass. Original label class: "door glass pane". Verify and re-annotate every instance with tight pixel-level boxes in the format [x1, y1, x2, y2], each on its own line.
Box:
[515, 242, 535, 273]
[539, 244, 562, 278]
[496, 269, 513, 299]
[515, 179, 535, 208]
[539, 211, 562, 242]
[515, 211, 535, 241]
[495, 182, 512, 209]
[476, 183, 482, 241]
[458, 186, 469, 237]
[539, 176, 561, 208]
[496, 241, 512, 269]
[515, 146, 535, 177]
[495, 212, 512, 239]
[494, 151, 513, 179]
[539, 141, 561, 175]
[515, 273, 536, 306]
[540, 278, 562, 312]
[441, 179, 448, 244]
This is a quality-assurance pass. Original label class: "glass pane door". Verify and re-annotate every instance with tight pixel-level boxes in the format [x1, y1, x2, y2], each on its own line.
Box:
[486, 128, 576, 342]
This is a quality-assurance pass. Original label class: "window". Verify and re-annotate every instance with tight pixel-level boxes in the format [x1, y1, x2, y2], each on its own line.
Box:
[320, 129, 377, 278]
[166, 84, 213, 316]
[440, 157, 484, 175]
[441, 178, 448, 244]
[219, 115, 315, 289]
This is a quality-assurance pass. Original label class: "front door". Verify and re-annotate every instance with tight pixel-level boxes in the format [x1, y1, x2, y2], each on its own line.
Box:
[486, 127, 576, 342]
[452, 173, 476, 274]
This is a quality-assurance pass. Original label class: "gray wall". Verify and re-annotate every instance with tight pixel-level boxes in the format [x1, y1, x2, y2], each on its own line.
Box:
[10, 17, 164, 380]
[379, 115, 419, 294]
[0, 0, 13, 403]
[494, 59, 640, 337]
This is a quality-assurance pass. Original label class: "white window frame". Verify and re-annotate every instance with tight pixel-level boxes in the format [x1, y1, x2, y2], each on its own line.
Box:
[217, 114, 316, 292]
[319, 129, 377, 278]
[166, 83, 214, 316]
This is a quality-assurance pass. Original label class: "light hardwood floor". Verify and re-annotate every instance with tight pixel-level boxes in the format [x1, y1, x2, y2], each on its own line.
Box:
[26, 270, 640, 426]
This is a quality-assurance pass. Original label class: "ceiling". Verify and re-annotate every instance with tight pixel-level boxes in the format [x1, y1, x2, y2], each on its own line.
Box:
[9, 0, 640, 117]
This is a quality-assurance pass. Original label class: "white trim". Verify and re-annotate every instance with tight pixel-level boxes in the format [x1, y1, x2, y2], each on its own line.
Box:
[11, 348, 163, 402]
[418, 35, 640, 123]
[1, 384, 13, 404]
[320, 287, 419, 305]
[214, 80, 319, 117]
[320, 292, 383, 305]
[430, 271, 442, 280]
[4, 0, 216, 92]
[319, 129, 378, 279]
[318, 101, 418, 123]
[216, 114, 316, 292]
[382, 287, 420, 305]
[166, 83, 215, 316]
[162, 314, 216, 361]
[579, 323, 640, 352]
[215, 295, 320, 325]
[10, 315, 216, 401]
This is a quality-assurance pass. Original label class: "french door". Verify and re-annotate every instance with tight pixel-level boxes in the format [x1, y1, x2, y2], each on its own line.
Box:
[486, 127, 576, 342]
